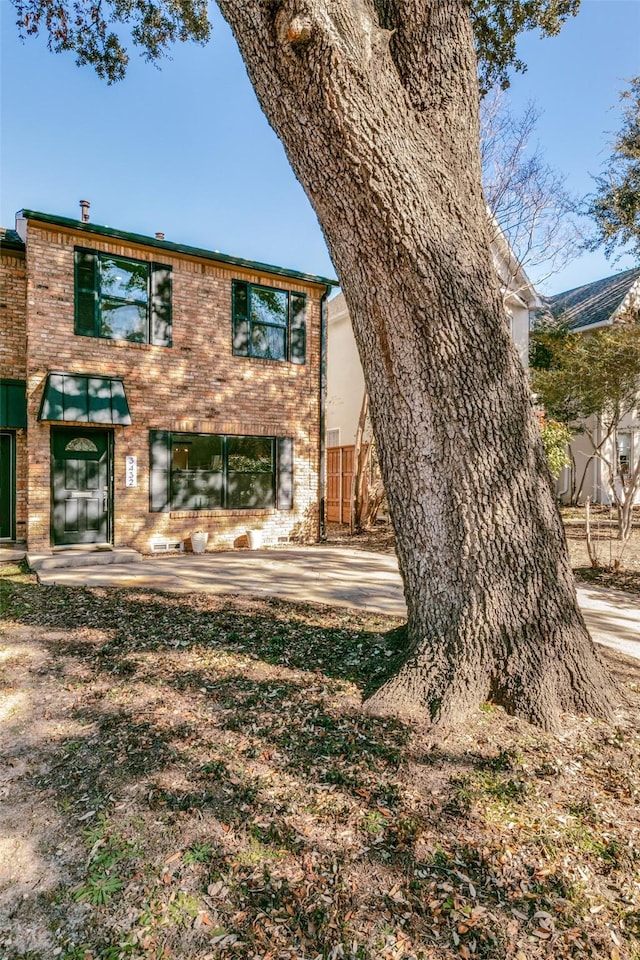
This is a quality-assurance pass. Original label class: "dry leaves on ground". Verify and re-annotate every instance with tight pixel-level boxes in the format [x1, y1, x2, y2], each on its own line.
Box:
[0, 563, 639, 960]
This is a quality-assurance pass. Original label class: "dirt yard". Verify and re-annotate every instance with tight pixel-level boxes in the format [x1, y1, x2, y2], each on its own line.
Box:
[1, 560, 639, 960]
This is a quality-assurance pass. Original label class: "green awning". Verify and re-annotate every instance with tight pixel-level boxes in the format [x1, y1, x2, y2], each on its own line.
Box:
[0, 379, 27, 428]
[39, 373, 131, 425]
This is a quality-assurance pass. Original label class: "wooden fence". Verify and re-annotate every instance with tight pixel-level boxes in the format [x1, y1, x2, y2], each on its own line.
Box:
[326, 444, 355, 524]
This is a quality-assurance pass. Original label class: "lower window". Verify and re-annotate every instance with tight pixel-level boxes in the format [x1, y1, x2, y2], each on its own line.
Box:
[150, 431, 293, 512]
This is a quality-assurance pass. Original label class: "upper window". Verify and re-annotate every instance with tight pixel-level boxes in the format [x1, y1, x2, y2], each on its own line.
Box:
[232, 280, 306, 364]
[75, 248, 172, 346]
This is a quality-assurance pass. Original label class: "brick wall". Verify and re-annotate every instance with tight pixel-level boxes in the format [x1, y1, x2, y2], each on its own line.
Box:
[0, 247, 27, 380]
[0, 246, 28, 540]
[23, 221, 325, 553]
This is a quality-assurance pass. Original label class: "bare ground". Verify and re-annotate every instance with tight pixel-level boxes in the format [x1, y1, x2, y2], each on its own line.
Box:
[1, 561, 639, 960]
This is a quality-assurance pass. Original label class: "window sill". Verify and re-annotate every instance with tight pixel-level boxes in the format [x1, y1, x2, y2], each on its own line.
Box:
[75, 334, 170, 351]
[169, 509, 275, 519]
[232, 353, 305, 367]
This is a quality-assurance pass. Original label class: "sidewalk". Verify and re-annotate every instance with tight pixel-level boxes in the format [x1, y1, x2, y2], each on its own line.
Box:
[35, 545, 640, 662]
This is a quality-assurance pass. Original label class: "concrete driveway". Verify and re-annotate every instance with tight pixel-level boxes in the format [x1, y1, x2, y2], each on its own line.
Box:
[36, 545, 640, 662]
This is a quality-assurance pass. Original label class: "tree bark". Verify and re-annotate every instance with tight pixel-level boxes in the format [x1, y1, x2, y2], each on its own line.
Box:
[218, 0, 621, 730]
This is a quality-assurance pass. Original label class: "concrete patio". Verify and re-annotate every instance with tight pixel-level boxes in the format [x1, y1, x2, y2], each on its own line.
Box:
[27, 545, 640, 663]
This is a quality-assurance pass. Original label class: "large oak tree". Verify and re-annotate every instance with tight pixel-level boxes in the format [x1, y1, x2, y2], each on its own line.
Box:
[11, 0, 623, 730]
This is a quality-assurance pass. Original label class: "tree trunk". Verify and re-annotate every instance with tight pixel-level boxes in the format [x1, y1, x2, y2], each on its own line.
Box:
[218, 0, 621, 730]
[620, 458, 640, 541]
[351, 391, 370, 533]
[585, 498, 599, 568]
[575, 452, 594, 505]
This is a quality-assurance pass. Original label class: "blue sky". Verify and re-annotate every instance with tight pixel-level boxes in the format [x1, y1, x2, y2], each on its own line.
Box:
[1, 0, 638, 294]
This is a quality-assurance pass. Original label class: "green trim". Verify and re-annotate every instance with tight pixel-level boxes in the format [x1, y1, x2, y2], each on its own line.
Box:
[39, 373, 132, 425]
[74, 249, 98, 336]
[277, 437, 294, 510]
[290, 291, 307, 365]
[0, 431, 16, 540]
[0, 230, 25, 253]
[0, 379, 27, 429]
[19, 210, 338, 288]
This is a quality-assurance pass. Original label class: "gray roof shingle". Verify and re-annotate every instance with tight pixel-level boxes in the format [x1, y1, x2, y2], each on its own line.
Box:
[545, 266, 640, 330]
[0, 227, 25, 252]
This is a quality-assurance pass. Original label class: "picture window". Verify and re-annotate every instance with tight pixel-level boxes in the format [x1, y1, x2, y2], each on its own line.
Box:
[149, 432, 294, 513]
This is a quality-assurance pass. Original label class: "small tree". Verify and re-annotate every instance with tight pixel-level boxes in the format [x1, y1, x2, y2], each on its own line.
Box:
[586, 77, 640, 262]
[532, 321, 640, 543]
[539, 417, 572, 480]
[350, 392, 385, 533]
[481, 88, 584, 289]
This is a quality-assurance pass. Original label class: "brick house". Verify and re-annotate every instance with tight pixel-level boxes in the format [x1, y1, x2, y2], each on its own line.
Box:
[0, 207, 334, 558]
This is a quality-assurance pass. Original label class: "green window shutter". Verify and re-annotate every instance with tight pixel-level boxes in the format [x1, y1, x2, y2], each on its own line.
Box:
[290, 293, 307, 364]
[151, 264, 172, 346]
[149, 430, 171, 512]
[74, 249, 97, 336]
[232, 280, 249, 356]
[276, 437, 294, 510]
[0, 380, 27, 428]
[109, 378, 132, 425]
[39, 373, 65, 421]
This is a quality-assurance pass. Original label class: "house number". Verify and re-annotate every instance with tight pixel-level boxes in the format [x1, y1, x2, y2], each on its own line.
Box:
[125, 456, 137, 487]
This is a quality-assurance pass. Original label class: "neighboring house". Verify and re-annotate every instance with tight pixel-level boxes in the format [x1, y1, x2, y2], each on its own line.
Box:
[325, 229, 541, 521]
[0, 206, 335, 558]
[545, 266, 640, 505]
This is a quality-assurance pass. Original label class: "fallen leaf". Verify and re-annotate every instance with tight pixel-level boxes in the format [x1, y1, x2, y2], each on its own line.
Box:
[511, 908, 529, 922]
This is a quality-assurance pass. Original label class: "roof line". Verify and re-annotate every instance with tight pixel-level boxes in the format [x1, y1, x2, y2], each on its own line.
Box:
[0, 230, 25, 252]
[549, 265, 640, 301]
[17, 209, 338, 288]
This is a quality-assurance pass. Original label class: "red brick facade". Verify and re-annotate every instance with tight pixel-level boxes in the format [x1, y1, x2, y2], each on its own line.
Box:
[0, 240, 28, 541]
[1, 213, 330, 554]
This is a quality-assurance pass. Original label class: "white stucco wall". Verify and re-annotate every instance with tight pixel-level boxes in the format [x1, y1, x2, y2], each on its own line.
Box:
[326, 292, 366, 447]
[558, 410, 640, 506]
[504, 294, 530, 369]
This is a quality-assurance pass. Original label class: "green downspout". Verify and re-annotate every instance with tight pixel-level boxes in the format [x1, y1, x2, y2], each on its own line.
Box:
[318, 285, 331, 542]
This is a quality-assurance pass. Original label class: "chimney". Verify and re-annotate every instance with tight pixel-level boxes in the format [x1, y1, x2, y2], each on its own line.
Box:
[79, 200, 90, 223]
[155, 231, 165, 241]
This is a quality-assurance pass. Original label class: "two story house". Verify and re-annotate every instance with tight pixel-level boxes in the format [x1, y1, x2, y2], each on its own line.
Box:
[0, 206, 334, 559]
